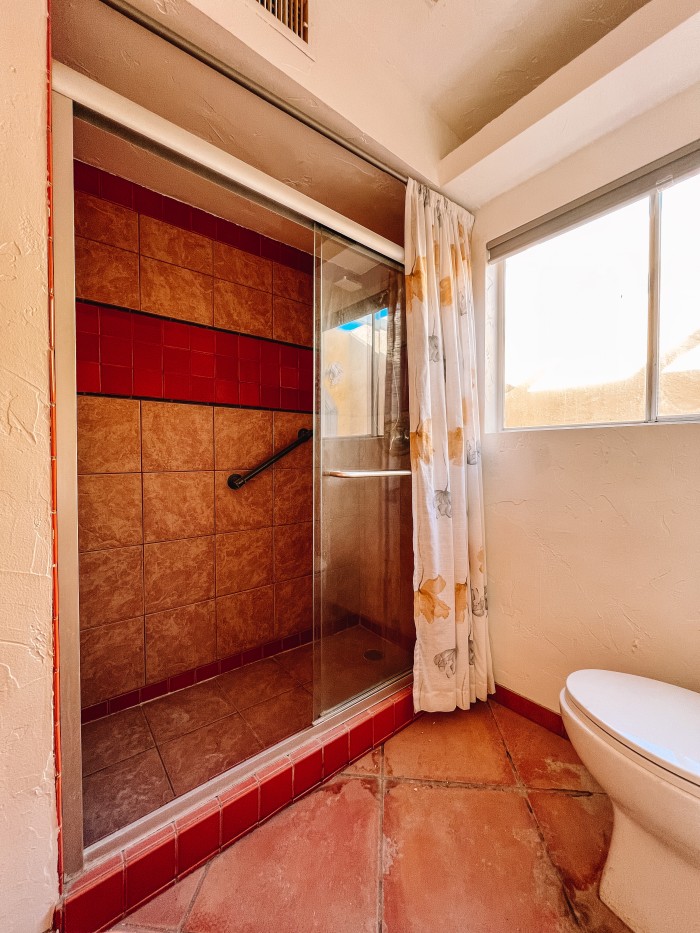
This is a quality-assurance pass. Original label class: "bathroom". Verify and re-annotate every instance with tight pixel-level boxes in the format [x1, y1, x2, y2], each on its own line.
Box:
[2, 0, 700, 932]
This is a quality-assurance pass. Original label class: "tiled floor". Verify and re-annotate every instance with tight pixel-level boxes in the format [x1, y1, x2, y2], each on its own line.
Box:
[83, 625, 411, 846]
[109, 700, 631, 933]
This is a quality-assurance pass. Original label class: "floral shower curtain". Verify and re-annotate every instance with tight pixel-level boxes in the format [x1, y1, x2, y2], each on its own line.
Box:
[405, 179, 494, 713]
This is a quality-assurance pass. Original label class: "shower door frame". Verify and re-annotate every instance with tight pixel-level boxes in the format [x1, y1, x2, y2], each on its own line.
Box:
[51, 65, 406, 882]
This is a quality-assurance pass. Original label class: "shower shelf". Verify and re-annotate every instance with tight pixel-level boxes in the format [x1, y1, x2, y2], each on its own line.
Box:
[227, 427, 313, 490]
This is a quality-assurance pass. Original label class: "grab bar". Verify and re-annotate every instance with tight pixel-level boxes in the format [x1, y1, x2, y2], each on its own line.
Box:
[324, 469, 411, 478]
[228, 428, 313, 490]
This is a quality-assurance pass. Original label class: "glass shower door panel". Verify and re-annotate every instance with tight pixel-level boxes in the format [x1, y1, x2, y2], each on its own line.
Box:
[314, 228, 414, 719]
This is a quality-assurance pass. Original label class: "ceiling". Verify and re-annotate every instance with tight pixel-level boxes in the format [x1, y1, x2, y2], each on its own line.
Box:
[52, 0, 407, 245]
[350, 0, 651, 145]
[53, 0, 684, 247]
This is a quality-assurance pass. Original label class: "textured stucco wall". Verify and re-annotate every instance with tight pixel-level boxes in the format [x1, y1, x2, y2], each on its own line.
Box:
[0, 1, 59, 930]
[472, 82, 700, 712]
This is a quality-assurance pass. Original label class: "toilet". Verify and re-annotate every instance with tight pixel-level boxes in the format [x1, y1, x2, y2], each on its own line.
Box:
[560, 670, 700, 933]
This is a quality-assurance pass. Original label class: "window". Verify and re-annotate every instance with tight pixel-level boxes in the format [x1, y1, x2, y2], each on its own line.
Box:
[497, 166, 700, 430]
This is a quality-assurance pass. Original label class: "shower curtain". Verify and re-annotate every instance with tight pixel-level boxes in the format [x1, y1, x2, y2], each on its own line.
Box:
[405, 179, 494, 713]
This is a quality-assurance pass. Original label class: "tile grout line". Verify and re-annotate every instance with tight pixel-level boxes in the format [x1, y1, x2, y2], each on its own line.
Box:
[145, 712, 177, 801]
[176, 859, 213, 933]
[524, 794, 585, 930]
[488, 703, 585, 930]
[139, 399, 146, 706]
[487, 699, 525, 790]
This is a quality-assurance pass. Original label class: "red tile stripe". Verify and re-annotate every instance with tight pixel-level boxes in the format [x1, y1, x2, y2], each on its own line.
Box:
[73, 161, 313, 275]
[81, 628, 313, 723]
[61, 684, 418, 933]
[76, 303, 313, 412]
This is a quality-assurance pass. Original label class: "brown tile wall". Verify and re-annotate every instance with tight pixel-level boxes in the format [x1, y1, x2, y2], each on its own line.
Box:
[75, 189, 313, 708]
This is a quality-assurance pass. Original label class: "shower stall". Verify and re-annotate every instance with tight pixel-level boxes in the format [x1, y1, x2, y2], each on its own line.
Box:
[52, 66, 413, 872]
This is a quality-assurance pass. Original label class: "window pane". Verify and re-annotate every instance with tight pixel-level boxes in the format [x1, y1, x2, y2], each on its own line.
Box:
[503, 199, 650, 428]
[658, 171, 700, 417]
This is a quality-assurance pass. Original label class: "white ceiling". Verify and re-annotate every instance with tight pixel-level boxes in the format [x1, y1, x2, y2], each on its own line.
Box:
[335, 0, 650, 144]
[53, 0, 700, 245]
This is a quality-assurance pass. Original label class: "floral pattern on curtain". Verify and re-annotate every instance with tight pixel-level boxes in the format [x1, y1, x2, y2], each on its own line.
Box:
[405, 179, 494, 713]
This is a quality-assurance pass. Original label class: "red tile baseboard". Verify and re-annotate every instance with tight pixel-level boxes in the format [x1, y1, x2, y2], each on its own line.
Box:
[60, 684, 419, 933]
[492, 684, 566, 738]
[81, 628, 313, 724]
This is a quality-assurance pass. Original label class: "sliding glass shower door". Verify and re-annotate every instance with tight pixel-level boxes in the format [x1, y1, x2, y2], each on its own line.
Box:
[313, 228, 414, 718]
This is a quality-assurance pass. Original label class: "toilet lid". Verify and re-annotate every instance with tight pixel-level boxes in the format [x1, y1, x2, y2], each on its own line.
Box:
[565, 670, 700, 787]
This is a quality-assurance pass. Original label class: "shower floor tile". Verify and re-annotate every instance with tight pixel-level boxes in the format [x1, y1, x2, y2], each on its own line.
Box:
[82, 624, 410, 847]
[110, 699, 630, 933]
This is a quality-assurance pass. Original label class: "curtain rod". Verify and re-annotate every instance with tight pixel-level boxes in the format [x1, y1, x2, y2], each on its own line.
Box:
[98, 0, 409, 186]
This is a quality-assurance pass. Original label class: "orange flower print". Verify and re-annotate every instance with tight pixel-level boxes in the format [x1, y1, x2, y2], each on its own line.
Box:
[447, 427, 463, 465]
[455, 582, 467, 624]
[410, 419, 433, 467]
[439, 275, 452, 307]
[407, 255, 426, 307]
[414, 575, 451, 623]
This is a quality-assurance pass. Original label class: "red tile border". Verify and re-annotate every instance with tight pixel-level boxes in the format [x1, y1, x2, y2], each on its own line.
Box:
[175, 802, 221, 877]
[348, 712, 374, 761]
[290, 742, 324, 799]
[63, 854, 125, 933]
[257, 759, 294, 822]
[322, 725, 350, 778]
[124, 827, 176, 912]
[75, 303, 313, 413]
[61, 684, 418, 932]
[74, 161, 313, 275]
[492, 684, 566, 738]
[81, 628, 314, 723]
[219, 776, 259, 848]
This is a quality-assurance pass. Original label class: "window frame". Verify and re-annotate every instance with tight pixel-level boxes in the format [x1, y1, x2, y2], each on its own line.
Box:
[492, 152, 700, 433]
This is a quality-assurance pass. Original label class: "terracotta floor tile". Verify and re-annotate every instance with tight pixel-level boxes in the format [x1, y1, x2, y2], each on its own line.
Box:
[529, 791, 631, 932]
[490, 700, 602, 792]
[384, 703, 515, 785]
[143, 680, 235, 744]
[240, 687, 313, 748]
[158, 713, 263, 796]
[184, 777, 380, 932]
[120, 867, 205, 931]
[216, 658, 298, 711]
[274, 643, 313, 684]
[382, 782, 577, 933]
[81, 707, 154, 777]
[343, 748, 381, 776]
[83, 749, 174, 846]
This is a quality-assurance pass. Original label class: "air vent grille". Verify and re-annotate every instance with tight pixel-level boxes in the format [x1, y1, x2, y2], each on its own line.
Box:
[256, 0, 308, 42]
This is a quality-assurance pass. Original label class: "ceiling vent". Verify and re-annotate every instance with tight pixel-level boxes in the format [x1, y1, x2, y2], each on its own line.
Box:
[256, 0, 308, 42]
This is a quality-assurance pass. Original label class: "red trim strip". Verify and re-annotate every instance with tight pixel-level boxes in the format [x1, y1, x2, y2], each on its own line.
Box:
[81, 628, 313, 723]
[46, 2, 65, 897]
[60, 684, 418, 933]
[76, 303, 313, 412]
[73, 161, 313, 275]
[492, 684, 566, 738]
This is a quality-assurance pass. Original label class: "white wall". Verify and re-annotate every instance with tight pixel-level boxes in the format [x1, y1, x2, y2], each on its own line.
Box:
[472, 81, 700, 712]
[0, 2, 59, 930]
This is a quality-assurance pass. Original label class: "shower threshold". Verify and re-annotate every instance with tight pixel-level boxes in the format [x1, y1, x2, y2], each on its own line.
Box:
[81, 623, 411, 851]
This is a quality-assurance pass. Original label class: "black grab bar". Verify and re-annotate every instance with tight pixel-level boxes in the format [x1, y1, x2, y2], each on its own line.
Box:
[227, 428, 313, 490]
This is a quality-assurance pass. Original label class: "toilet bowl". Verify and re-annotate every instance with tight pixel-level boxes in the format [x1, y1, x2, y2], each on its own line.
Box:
[560, 670, 700, 933]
